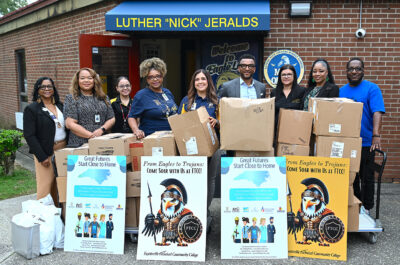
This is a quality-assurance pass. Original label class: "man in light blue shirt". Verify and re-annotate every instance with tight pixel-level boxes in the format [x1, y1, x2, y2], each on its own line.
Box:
[240, 77, 257, 99]
[218, 54, 266, 99]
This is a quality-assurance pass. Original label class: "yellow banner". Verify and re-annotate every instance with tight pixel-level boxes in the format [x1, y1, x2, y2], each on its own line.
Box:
[286, 156, 349, 261]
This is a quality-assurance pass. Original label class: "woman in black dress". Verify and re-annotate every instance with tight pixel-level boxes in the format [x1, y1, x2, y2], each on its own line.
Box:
[23, 77, 67, 204]
[110, 76, 133, 133]
[270, 64, 305, 142]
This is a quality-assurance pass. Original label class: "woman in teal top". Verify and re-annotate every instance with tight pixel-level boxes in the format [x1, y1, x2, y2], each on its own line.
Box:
[99, 214, 107, 238]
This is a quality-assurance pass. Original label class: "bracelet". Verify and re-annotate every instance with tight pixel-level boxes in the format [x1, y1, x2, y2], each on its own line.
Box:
[372, 135, 380, 137]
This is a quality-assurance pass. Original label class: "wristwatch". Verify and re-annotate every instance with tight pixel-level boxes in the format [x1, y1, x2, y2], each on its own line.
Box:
[101, 127, 106, 134]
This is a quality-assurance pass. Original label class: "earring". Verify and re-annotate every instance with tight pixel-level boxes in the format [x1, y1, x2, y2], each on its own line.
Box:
[312, 78, 315, 83]
[326, 77, 329, 82]
[37, 96, 42, 103]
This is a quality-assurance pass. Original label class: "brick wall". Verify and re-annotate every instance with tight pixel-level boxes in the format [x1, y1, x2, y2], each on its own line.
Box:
[0, 0, 121, 126]
[266, 0, 400, 182]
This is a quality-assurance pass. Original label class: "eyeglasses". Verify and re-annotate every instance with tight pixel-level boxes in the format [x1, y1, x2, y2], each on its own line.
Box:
[39, 85, 54, 90]
[282, 73, 293, 77]
[118, 84, 131, 89]
[147, 75, 162, 80]
[238, 64, 255, 69]
[347, 67, 363, 72]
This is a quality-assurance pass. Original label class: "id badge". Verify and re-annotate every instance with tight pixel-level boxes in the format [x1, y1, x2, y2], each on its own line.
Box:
[162, 93, 169, 101]
[95, 114, 100, 123]
[190, 103, 197, 110]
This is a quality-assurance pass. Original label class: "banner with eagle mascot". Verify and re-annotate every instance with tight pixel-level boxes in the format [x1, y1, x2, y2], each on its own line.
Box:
[137, 156, 207, 262]
[286, 156, 349, 261]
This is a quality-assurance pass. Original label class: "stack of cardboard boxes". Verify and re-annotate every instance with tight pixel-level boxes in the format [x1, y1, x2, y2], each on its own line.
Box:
[54, 144, 89, 203]
[310, 98, 363, 231]
[276, 109, 314, 156]
[55, 133, 139, 226]
[219, 97, 275, 156]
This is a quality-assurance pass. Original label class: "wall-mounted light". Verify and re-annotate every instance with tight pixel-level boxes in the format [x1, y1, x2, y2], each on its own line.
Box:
[289, 1, 312, 18]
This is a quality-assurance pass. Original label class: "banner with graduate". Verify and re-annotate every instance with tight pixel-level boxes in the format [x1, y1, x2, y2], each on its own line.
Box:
[137, 156, 208, 262]
[221, 157, 288, 259]
[286, 156, 349, 261]
[64, 155, 126, 254]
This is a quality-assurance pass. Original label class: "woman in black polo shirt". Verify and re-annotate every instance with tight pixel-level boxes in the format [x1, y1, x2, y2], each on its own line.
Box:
[270, 64, 305, 143]
[111, 76, 133, 133]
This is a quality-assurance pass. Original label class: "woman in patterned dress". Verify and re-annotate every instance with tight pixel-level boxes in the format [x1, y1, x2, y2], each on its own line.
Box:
[64, 68, 115, 146]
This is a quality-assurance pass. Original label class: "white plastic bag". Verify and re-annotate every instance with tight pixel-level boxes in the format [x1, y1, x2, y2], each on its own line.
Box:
[20, 195, 63, 254]
[53, 207, 65, 249]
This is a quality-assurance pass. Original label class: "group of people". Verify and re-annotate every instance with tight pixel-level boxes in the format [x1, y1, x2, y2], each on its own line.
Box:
[233, 216, 276, 244]
[23, 54, 384, 220]
[74, 212, 114, 239]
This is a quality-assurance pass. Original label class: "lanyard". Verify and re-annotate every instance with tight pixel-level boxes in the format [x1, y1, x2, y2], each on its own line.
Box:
[120, 101, 132, 122]
[42, 107, 62, 128]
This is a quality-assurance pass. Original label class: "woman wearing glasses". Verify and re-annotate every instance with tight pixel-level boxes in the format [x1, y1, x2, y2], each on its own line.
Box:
[301, 58, 339, 111]
[110, 76, 133, 133]
[128, 57, 178, 139]
[270, 64, 305, 142]
[64, 68, 115, 146]
[23, 77, 67, 204]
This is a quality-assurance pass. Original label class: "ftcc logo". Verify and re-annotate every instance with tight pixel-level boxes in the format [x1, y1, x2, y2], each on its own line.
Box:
[263, 49, 304, 88]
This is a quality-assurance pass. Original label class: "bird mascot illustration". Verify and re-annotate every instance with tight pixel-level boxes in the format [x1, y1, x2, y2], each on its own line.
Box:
[142, 178, 202, 246]
[288, 178, 341, 246]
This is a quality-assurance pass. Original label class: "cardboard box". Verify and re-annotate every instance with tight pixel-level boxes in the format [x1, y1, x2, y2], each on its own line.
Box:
[309, 98, 363, 138]
[54, 144, 89, 176]
[125, 198, 137, 227]
[56, 176, 67, 203]
[136, 197, 141, 226]
[234, 149, 274, 157]
[277, 109, 313, 146]
[129, 141, 144, 171]
[276, 143, 310, 156]
[143, 131, 178, 156]
[220, 97, 274, 151]
[168, 107, 219, 156]
[89, 133, 136, 163]
[126, 171, 140, 197]
[349, 171, 357, 185]
[348, 195, 361, 232]
[314, 136, 362, 172]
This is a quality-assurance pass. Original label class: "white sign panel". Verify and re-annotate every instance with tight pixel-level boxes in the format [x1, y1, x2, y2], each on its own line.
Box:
[137, 156, 207, 262]
[221, 157, 288, 259]
[64, 155, 126, 254]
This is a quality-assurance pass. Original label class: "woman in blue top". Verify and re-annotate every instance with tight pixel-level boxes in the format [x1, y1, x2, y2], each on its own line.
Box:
[128, 57, 178, 139]
[178, 69, 219, 128]
[178, 69, 220, 231]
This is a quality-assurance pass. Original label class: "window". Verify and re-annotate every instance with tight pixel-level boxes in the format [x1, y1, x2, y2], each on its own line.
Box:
[16, 49, 28, 111]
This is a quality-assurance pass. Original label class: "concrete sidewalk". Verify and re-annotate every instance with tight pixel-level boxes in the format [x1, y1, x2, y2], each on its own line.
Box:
[2, 147, 399, 264]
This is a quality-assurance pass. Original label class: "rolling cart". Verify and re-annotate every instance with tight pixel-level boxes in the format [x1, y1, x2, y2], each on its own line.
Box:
[355, 149, 387, 244]
[51, 156, 139, 243]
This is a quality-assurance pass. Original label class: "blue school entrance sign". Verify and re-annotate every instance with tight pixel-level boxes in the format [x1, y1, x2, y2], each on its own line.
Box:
[105, 0, 270, 32]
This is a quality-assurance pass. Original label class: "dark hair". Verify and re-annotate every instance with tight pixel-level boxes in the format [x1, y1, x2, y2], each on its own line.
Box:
[307, 58, 336, 88]
[109, 213, 113, 217]
[32, 77, 60, 103]
[276, 64, 299, 90]
[347, 57, 364, 69]
[238, 54, 256, 64]
[115, 76, 130, 88]
[186, 69, 218, 110]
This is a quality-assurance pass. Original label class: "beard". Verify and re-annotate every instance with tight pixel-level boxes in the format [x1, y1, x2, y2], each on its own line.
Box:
[347, 73, 364, 86]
